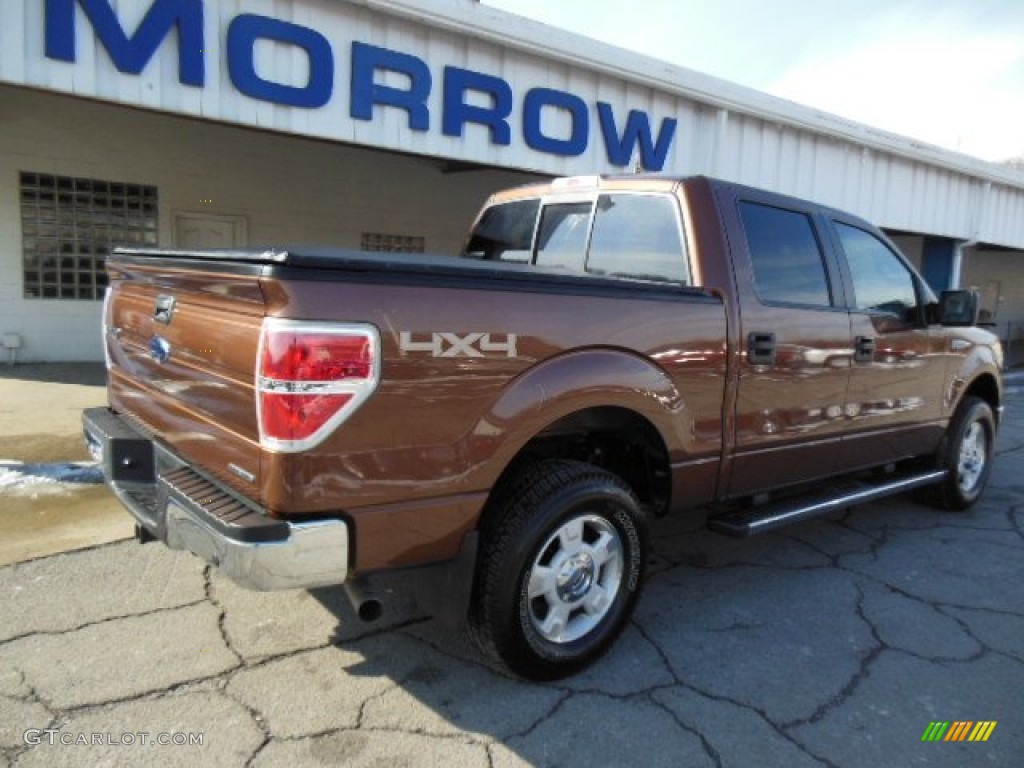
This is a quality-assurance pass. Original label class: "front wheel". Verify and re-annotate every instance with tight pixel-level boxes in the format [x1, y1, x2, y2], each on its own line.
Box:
[468, 460, 648, 680]
[931, 396, 996, 510]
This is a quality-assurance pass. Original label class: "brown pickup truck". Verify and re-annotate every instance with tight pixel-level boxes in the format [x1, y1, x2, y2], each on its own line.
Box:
[84, 174, 1003, 679]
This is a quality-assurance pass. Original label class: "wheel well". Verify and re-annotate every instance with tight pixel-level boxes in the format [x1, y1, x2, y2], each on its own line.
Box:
[964, 374, 1001, 421]
[495, 407, 672, 516]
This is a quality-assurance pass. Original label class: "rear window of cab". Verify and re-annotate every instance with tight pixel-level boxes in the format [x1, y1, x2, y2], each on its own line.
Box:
[463, 193, 691, 286]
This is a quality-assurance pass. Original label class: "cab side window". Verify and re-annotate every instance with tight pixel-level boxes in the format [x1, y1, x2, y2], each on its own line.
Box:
[587, 194, 689, 284]
[535, 203, 591, 272]
[739, 201, 832, 307]
[836, 223, 918, 322]
[463, 199, 540, 263]
[463, 192, 690, 284]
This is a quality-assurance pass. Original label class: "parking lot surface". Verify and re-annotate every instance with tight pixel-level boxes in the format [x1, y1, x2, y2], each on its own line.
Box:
[1, 379, 1022, 767]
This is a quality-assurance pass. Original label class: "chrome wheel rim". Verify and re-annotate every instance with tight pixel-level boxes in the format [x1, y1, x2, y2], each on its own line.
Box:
[525, 514, 624, 644]
[957, 421, 987, 495]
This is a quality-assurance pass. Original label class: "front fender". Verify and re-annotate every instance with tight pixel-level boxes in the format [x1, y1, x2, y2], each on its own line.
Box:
[945, 328, 1004, 415]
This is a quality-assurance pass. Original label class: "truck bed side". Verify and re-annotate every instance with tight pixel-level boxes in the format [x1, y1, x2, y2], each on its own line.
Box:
[102, 249, 728, 571]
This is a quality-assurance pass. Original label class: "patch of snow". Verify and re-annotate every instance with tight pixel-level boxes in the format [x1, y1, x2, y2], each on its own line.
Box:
[0, 460, 103, 498]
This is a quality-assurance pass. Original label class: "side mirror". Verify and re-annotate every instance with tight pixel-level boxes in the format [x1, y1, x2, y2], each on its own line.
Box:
[933, 290, 979, 326]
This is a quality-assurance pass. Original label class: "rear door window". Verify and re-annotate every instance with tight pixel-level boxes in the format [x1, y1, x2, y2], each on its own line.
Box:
[739, 201, 833, 307]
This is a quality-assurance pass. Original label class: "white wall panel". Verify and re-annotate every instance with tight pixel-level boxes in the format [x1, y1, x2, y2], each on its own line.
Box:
[1, 0, 1023, 250]
[0, 86, 533, 362]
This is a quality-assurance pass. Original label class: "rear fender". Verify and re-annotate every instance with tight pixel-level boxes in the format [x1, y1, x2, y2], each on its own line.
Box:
[464, 349, 688, 488]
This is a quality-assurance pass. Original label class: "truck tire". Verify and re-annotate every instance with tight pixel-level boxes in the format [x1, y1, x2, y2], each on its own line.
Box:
[468, 460, 648, 680]
[931, 396, 996, 511]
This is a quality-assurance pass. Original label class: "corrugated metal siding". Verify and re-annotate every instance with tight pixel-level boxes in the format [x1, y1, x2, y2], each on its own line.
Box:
[2, 0, 1024, 248]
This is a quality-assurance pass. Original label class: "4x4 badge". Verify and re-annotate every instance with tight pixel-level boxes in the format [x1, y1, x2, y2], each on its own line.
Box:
[399, 331, 518, 358]
[154, 294, 176, 325]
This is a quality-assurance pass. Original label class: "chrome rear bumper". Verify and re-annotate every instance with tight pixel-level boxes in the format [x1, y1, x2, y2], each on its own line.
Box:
[82, 407, 349, 591]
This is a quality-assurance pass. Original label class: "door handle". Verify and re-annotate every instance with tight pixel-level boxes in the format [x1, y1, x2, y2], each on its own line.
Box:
[854, 336, 875, 363]
[747, 332, 776, 366]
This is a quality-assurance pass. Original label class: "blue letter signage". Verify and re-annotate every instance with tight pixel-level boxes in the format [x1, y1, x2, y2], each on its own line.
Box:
[45, 0, 204, 86]
[227, 15, 334, 109]
[43, 0, 678, 170]
[351, 42, 432, 132]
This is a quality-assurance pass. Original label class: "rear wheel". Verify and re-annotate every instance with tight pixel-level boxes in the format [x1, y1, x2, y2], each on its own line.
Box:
[931, 396, 996, 510]
[468, 460, 648, 680]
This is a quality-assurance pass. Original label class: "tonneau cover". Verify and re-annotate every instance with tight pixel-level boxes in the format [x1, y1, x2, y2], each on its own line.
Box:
[112, 247, 709, 296]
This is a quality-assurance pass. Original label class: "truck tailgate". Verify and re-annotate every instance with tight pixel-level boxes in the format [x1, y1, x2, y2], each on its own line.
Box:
[103, 254, 266, 499]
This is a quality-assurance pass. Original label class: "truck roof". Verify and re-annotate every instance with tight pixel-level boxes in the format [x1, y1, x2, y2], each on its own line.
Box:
[487, 174, 687, 204]
[487, 173, 878, 234]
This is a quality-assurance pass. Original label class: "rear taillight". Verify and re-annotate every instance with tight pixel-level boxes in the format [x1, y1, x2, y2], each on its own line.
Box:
[101, 286, 113, 370]
[256, 319, 380, 452]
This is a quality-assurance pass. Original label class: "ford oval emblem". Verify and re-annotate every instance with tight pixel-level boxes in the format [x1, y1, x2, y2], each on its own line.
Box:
[148, 335, 171, 364]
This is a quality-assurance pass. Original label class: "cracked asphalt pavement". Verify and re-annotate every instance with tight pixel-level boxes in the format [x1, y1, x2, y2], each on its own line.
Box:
[3, 385, 1023, 767]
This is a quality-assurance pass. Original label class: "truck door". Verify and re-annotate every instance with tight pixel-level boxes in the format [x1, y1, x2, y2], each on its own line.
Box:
[722, 193, 854, 497]
[828, 220, 948, 467]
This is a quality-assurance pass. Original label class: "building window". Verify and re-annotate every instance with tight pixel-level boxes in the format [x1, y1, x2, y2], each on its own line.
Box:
[20, 172, 158, 300]
[361, 232, 425, 253]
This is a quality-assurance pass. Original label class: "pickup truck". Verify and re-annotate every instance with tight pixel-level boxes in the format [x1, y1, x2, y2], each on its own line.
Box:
[84, 174, 1003, 679]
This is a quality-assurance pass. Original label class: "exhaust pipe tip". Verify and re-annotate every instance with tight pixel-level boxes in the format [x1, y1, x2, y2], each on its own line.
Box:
[357, 599, 383, 623]
[344, 581, 383, 623]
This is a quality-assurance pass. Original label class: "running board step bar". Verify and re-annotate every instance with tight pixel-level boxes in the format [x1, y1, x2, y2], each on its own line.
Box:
[707, 469, 947, 537]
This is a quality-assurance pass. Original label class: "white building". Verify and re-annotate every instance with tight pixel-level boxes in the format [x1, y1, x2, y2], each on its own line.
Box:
[2, 0, 1024, 362]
